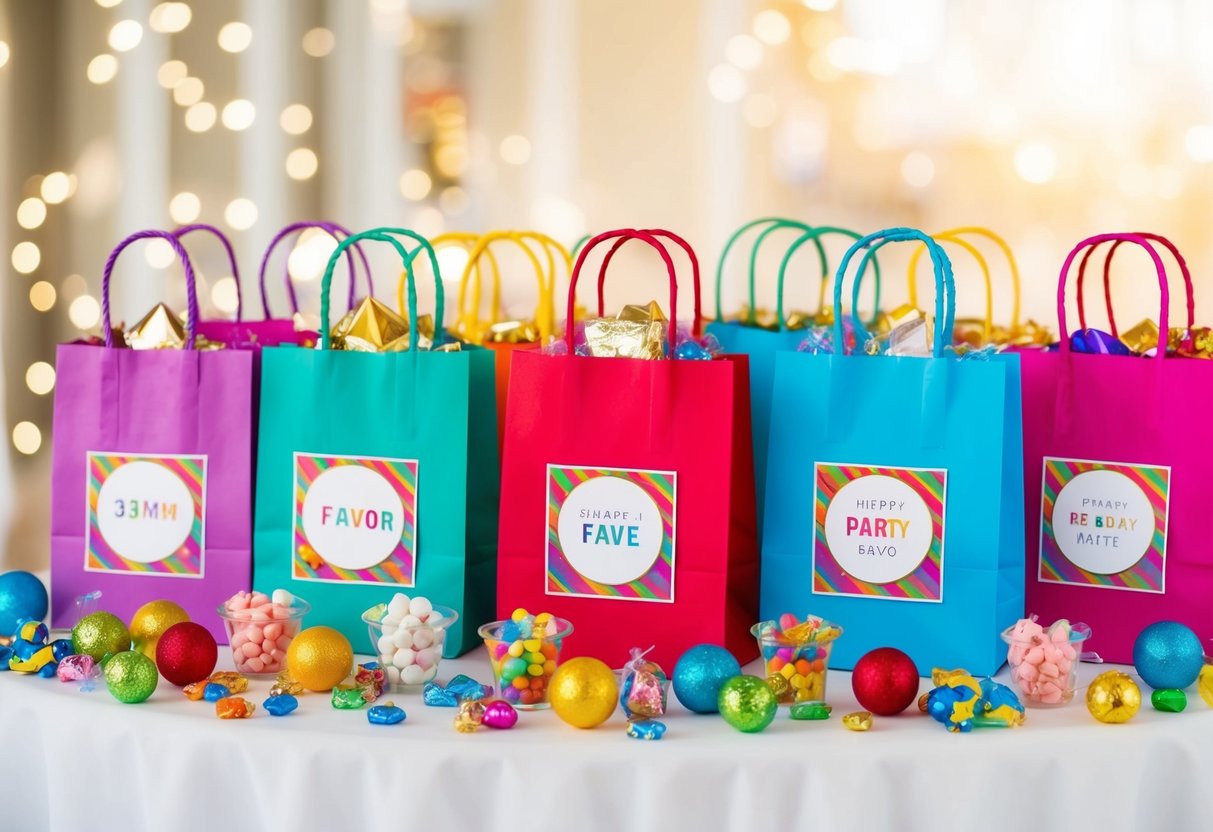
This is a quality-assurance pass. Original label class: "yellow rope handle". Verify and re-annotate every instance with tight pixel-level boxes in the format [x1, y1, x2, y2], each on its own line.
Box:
[457, 231, 554, 342]
[512, 231, 568, 336]
[908, 226, 1022, 336]
[397, 232, 503, 333]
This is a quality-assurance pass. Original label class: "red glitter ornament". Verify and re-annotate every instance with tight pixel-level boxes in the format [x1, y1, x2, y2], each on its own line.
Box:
[156, 622, 218, 687]
[851, 647, 920, 716]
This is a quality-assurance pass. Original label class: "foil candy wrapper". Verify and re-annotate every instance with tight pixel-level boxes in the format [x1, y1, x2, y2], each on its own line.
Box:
[583, 301, 668, 359]
[329, 296, 460, 352]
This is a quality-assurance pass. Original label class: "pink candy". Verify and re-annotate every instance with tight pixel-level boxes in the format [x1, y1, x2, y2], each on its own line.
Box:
[223, 589, 301, 675]
[1004, 617, 1082, 705]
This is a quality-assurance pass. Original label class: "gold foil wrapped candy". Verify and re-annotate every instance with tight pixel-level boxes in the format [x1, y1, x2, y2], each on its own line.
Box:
[583, 301, 668, 359]
[329, 296, 435, 352]
[486, 320, 541, 344]
[121, 303, 223, 350]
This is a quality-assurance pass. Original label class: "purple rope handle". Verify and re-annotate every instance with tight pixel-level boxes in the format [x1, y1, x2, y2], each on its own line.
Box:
[102, 229, 200, 349]
[258, 221, 373, 318]
[172, 223, 242, 321]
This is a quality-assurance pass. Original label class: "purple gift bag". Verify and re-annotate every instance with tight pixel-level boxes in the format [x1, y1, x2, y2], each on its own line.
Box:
[50, 230, 255, 641]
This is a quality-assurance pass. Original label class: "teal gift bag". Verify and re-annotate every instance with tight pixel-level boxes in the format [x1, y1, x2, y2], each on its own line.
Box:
[761, 228, 1023, 675]
[706, 218, 881, 533]
[253, 228, 499, 657]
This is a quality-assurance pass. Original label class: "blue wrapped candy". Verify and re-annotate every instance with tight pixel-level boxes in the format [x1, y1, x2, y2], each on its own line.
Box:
[51, 638, 74, 662]
[204, 683, 231, 702]
[1070, 328, 1133, 356]
[368, 702, 406, 725]
[17, 619, 49, 644]
[625, 719, 667, 740]
[974, 677, 1025, 728]
[263, 694, 298, 716]
[446, 674, 492, 702]
[926, 669, 1025, 732]
[38, 662, 57, 678]
[422, 682, 459, 707]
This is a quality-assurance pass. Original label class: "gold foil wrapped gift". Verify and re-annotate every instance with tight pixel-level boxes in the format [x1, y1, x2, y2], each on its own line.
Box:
[1118, 318, 1213, 358]
[583, 301, 668, 359]
[329, 296, 436, 352]
[485, 320, 541, 344]
[121, 303, 223, 350]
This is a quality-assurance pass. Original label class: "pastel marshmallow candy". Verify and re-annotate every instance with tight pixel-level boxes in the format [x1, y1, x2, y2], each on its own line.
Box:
[1007, 618, 1077, 703]
[375, 593, 447, 682]
[224, 589, 301, 674]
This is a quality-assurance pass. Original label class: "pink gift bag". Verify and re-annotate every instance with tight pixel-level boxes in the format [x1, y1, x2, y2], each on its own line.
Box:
[50, 230, 255, 640]
[1021, 232, 1212, 663]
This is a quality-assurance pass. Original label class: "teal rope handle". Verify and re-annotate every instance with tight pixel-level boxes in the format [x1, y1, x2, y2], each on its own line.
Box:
[833, 228, 954, 358]
[571, 234, 591, 260]
[714, 217, 827, 323]
[319, 227, 444, 352]
[774, 226, 881, 331]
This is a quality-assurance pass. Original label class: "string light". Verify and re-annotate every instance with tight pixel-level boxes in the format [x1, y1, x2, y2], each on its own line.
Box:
[29, 281, 56, 312]
[285, 148, 318, 180]
[726, 35, 763, 70]
[225, 198, 258, 230]
[499, 135, 531, 165]
[25, 362, 55, 396]
[184, 101, 216, 132]
[0, 41, 8, 70]
[157, 59, 187, 88]
[149, 3, 192, 34]
[753, 10, 791, 45]
[218, 22, 253, 53]
[302, 27, 335, 58]
[12, 422, 42, 456]
[11, 242, 41, 274]
[17, 198, 47, 230]
[173, 77, 204, 106]
[87, 54, 119, 85]
[439, 186, 469, 215]
[901, 151, 936, 188]
[211, 277, 239, 315]
[802, 0, 838, 10]
[221, 99, 255, 131]
[61, 274, 88, 300]
[1014, 141, 1058, 184]
[108, 20, 143, 52]
[169, 192, 200, 224]
[41, 171, 71, 204]
[708, 64, 746, 103]
[69, 295, 101, 329]
[1183, 125, 1213, 163]
[144, 238, 176, 268]
[287, 228, 338, 283]
[399, 169, 432, 201]
[280, 104, 313, 135]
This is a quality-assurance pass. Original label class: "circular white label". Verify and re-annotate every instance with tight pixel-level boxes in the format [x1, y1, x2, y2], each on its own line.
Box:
[1051, 469, 1153, 574]
[301, 465, 406, 570]
[96, 460, 195, 563]
[823, 474, 933, 584]
[557, 475, 664, 586]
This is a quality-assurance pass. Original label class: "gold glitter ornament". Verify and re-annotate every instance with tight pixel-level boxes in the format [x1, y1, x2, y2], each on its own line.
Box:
[549, 657, 619, 729]
[1086, 670, 1142, 724]
[842, 711, 873, 731]
[128, 599, 190, 660]
[1197, 664, 1213, 708]
[286, 626, 353, 691]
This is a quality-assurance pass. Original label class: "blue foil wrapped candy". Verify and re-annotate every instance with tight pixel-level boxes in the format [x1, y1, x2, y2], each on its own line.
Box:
[445, 674, 492, 702]
[1069, 328, 1133, 356]
[368, 702, 406, 725]
[263, 694, 298, 716]
[423, 682, 459, 707]
[625, 719, 667, 740]
[204, 683, 231, 702]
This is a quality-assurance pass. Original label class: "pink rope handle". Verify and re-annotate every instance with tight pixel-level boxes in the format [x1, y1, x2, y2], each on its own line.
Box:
[172, 223, 242, 321]
[1074, 232, 1195, 337]
[592, 229, 703, 338]
[1057, 233, 1169, 361]
[101, 229, 200, 349]
[566, 229, 679, 352]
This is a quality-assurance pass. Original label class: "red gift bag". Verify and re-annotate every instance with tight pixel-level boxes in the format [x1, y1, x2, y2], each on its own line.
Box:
[497, 229, 759, 668]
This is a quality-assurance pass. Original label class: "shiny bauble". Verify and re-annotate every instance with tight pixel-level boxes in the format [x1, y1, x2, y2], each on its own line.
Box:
[1199, 665, 1213, 709]
[1086, 670, 1142, 724]
[548, 657, 619, 729]
[72, 611, 131, 661]
[104, 650, 159, 704]
[851, 647, 920, 716]
[0, 570, 48, 635]
[286, 626, 353, 691]
[129, 599, 190, 660]
[1132, 621, 1204, 690]
[672, 643, 742, 714]
[155, 621, 217, 686]
[717, 675, 778, 733]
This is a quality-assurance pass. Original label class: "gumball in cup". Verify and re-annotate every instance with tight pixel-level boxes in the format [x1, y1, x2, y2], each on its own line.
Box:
[751, 614, 843, 706]
[216, 590, 310, 676]
[479, 610, 573, 710]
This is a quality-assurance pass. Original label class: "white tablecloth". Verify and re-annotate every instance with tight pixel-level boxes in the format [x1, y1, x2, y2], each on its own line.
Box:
[2, 650, 1211, 832]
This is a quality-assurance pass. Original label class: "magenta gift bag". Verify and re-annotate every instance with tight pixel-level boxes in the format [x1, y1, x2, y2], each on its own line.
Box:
[1021, 232, 1212, 663]
[50, 230, 255, 641]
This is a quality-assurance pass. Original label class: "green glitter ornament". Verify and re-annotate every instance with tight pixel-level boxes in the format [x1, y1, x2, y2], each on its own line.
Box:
[717, 675, 778, 733]
[104, 651, 159, 704]
[72, 611, 131, 661]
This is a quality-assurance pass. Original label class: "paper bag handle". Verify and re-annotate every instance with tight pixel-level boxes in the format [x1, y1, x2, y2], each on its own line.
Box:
[102, 229, 200, 349]
[592, 229, 703, 339]
[171, 223, 241, 322]
[454, 231, 558, 340]
[907, 227, 1021, 338]
[775, 227, 877, 332]
[258, 221, 372, 319]
[567, 229, 680, 352]
[714, 217, 828, 323]
[1074, 232, 1194, 338]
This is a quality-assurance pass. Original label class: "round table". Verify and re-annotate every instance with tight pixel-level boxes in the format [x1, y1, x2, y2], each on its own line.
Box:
[2, 651, 1211, 832]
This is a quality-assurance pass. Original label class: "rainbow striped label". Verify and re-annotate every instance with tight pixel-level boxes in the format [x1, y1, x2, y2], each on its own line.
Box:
[813, 463, 946, 602]
[1039, 457, 1169, 593]
[293, 453, 418, 586]
[86, 452, 206, 578]
[546, 465, 676, 602]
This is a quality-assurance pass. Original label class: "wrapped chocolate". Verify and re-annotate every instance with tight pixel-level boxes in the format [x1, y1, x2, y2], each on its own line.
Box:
[485, 320, 541, 344]
[583, 301, 667, 359]
[329, 296, 443, 352]
[118, 303, 223, 350]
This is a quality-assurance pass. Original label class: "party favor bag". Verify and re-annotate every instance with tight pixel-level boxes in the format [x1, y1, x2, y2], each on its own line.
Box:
[253, 228, 498, 656]
[762, 228, 1024, 675]
[497, 229, 759, 669]
[1021, 233, 1213, 663]
[706, 219, 880, 532]
[50, 230, 255, 640]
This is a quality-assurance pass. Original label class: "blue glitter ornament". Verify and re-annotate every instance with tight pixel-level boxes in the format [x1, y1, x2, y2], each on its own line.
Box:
[1133, 621, 1205, 690]
[0, 571, 48, 636]
[203, 682, 231, 702]
[263, 694, 298, 716]
[672, 644, 741, 714]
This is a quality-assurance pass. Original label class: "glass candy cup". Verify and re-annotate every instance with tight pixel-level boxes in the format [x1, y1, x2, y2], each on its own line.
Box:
[1001, 620, 1091, 706]
[479, 618, 573, 710]
[751, 617, 843, 705]
[216, 597, 310, 676]
[363, 603, 459, 691]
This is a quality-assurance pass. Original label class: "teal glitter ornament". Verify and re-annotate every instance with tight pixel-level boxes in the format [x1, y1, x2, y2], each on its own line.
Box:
[104, 651, 159, 704]
[717, 675, 778, 733]
[672, 644, 741, 714]
[0, 570, 48, 635]
[72, 611, 131, 661]
[1133, 621, 1204, 690]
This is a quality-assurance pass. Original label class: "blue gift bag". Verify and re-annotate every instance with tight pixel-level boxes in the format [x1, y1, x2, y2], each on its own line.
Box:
[706, 219, 881, 533]
[761, 228, 1023, 675]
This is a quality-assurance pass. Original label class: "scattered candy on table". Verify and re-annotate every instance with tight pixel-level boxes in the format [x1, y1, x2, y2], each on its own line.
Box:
[1086, 670, 1142, 724]
[128, 599, 190, 660]
[851, 646, 919, 716]
[353, 662, 386, 702]
[363, 594, 452, 688]
[751, 614, 842, 705]
[454, 699, 487, 733]
[104, 650, 159, 704]
[1001, 617, 1088, 705]
[618, 646, 668, 719]
[626, 719, 667, 740]
[220, 589, 306, 676]
[155, 622, 218, 687]
[332, 686, 366, 709]
[790, 702, 832, 720]
[1132, 621, 1204, 691]
[1151, 688, 1186, 712]
[423, 682, 460, 707]
[672, 643, 742, 714]
[183, 681, 207, 701]
[842, 711, 873, 731]
[216, 697, 256, 719]
[263, 694, 298, 716]
[717, 675, 778, 733]
[57, 654, 99, 686]
[7, 618, 57, 674]
[549, 657, 618, 729]
[481, 609, 567, 708]
[925, 668, 1025, 732]
[204, 683, 231, 702]
[368, 701, 406, 725]
[447, 673, 493, 701]
[270, 672, 303, 697]
[481, 699, 518, 729]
